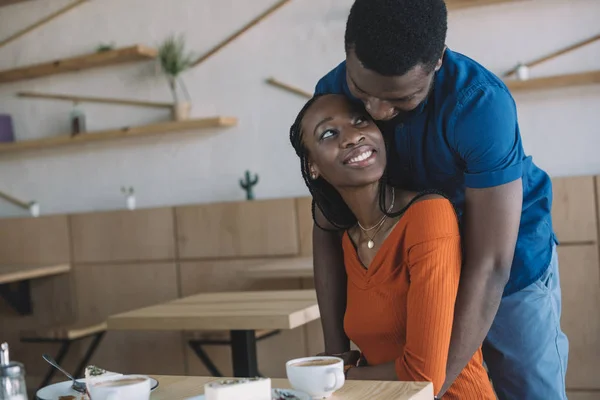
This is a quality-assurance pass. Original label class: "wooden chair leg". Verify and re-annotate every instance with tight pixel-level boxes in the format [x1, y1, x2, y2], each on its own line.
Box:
[73, 331, 105, 379]
[188, 340, 224, 377]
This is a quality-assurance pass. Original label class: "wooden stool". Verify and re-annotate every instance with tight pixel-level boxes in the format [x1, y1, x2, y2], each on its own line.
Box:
[188, 329, 280, 377]
[21, 320, 107, 389]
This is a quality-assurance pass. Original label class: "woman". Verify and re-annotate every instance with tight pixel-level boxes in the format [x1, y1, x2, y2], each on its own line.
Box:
[289, 93, 495, 399]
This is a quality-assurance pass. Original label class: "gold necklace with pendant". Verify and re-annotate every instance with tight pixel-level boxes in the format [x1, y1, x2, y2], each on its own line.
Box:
[357, 188, 395, 249]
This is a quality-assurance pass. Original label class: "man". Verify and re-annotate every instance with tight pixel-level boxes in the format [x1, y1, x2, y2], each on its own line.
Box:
[311, 0, 568, 399]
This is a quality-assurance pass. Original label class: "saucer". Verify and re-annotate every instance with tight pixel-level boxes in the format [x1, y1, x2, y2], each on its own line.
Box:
[36, 376, 159, 400]
[186, 388, 310, 400]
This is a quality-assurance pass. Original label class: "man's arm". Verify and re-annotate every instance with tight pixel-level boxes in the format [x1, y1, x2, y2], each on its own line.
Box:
[437, 179, 522, 397]
[313, 207, 350, 354]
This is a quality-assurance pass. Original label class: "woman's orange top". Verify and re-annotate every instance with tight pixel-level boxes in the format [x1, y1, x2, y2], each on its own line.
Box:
[342, 198, 496, 399]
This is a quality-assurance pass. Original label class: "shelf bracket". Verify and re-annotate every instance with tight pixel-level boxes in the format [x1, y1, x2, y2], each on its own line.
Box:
[0, 280, 33, 315]
[0, 0, 88, 50]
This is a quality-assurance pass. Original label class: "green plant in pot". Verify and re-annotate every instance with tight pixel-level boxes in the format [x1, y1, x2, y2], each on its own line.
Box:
[158, 34, 196, 121]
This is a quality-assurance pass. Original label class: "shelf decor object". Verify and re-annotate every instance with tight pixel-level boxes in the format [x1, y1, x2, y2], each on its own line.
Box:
[0, 0, 87, 49]
[191, 0, 292, 68]
[0, 117, 238, 156]
[157, 34, 196, 121]
[121, 187, 136, 210]
[0, 115, 15, 143]
[239, 170, 259, 200]
[0, 45, 157, 84]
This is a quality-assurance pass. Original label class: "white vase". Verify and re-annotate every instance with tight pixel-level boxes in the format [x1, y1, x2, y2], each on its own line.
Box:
[172, 102, 191, 121]
[126, 195, 136, 211]
[29, 202, 40, 217]
[516, 64, 530, 81]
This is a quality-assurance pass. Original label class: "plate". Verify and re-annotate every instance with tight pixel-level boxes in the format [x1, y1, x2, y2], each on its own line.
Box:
[186, 388, 310, 400]
[35, 377, 159, 400]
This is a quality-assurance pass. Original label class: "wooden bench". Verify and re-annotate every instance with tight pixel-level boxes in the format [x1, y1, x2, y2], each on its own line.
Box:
[21, 320, 107, 389]
[187, 329, 280, 377]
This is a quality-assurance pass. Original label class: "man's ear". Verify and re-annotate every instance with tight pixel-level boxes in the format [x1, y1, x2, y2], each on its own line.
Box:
[435, 46, 447, 72]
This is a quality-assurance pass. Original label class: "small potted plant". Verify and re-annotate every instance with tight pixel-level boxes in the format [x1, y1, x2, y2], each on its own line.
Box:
[121, 186, 136, 210]
[157, 34, 196, 121]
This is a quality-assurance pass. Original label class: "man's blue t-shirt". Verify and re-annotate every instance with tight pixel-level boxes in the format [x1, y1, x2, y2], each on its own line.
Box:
[314, 48, 557, 296]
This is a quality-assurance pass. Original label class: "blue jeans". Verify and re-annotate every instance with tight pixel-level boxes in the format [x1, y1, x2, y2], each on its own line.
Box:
[483, 245, 569, 399]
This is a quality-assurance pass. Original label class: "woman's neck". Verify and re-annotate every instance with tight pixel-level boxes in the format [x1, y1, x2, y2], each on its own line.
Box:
[338, 183, 391, 229]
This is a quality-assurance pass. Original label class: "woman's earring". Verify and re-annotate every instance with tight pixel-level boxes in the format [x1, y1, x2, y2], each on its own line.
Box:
[310, 172, 318, 180]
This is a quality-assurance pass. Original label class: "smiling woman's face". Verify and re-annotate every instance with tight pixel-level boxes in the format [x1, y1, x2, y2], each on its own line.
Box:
[300, 94, 387, 190]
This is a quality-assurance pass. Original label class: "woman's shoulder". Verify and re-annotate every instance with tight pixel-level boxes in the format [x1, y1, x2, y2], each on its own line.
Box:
[401, 192, 460, 245]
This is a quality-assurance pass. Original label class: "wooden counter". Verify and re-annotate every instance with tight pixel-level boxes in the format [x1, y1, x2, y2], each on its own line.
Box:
[149, 375, 434, 400]
[243, 257, 313, 279]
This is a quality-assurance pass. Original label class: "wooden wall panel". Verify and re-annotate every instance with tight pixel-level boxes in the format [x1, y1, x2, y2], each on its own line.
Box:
[0, 272, 76, 383]
[72, 263, 184, 376]
[176, 199, 299, 259]
[296, 197, 313, 257]
[0, 214, 73, 388]
[0, 215, 70, 264]
[552, 176, 597, 243]
[567, 391, 600, 400]
[180, 260, 307, 378]
[70, 208, 175, 263]
[558, 245, 600, 389]
[300, 278, 324, 356]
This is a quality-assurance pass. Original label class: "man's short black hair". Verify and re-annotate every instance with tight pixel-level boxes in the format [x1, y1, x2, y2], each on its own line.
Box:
[345, 0, 448, 76]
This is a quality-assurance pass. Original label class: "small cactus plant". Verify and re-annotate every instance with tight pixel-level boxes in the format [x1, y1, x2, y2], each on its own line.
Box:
[239, 170, 259, 200]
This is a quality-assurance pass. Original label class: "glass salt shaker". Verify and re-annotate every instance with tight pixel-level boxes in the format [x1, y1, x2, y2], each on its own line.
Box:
[0, 343, 27, 400]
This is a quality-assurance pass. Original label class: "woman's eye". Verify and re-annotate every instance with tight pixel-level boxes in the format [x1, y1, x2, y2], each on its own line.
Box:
[320, 129, 336, 140]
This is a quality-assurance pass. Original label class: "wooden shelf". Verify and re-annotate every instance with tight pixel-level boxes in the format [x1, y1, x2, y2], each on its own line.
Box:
[446, 0, 525, 10]
[0, 44, 157, 84]
[0, 117, 238, 155]
[505, 70, 600, 92]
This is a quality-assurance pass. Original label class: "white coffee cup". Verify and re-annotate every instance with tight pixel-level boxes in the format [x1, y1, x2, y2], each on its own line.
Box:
[286, 356, 345, 399]
[87, 375, 151, 400]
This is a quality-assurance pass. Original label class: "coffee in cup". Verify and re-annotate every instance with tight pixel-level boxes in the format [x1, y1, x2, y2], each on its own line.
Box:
[290, 359, 340, 367]
[94, 377, 148, 387]
[286, 356, 344, 399]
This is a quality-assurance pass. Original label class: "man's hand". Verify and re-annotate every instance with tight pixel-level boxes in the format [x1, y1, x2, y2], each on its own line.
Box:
[313, 206, 350, 354]
[438, 179, 522, 396]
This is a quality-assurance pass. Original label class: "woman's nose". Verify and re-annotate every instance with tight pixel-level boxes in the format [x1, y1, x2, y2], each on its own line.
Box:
[340, 128, 365, 148]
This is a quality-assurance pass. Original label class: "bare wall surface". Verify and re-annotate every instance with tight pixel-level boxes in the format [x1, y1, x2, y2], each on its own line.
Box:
[0, 0, 598, 217]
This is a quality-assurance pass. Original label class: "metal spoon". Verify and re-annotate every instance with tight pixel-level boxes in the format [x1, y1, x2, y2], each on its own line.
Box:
[42, 354, 87, 394]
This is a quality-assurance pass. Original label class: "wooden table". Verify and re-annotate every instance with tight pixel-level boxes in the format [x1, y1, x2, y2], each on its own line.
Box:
[149, 375, 434, 400]
[108, 290, 319, 378]
[243, 257, 313, 279]
[0, 263, 71, 314]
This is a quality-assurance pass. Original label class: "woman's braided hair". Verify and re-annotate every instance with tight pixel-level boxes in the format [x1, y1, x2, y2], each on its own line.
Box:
[289, 94, 428, 231]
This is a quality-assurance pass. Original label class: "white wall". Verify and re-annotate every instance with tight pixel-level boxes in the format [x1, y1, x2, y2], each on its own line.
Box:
[0, 0, 598, 217]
